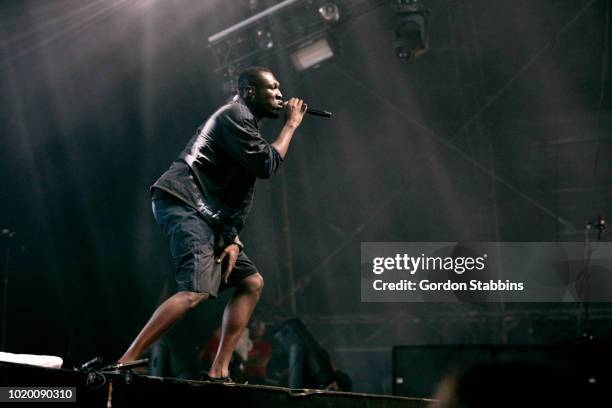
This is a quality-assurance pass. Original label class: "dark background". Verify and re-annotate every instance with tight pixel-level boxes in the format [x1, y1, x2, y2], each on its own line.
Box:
[1, 0, 610, 395]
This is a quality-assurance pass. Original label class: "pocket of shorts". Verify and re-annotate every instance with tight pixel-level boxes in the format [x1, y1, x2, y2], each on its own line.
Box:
[172, 241, 213, 264]
[193, 244, 216, 271]
[192, 243, 223, 292]
[173, 242, 216, 285]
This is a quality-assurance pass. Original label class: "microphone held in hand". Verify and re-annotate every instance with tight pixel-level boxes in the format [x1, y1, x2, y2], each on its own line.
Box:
[283, 101, 332, 118]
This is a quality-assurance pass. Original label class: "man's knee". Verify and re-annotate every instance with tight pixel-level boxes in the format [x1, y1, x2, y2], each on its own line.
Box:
[239, 273, 264, 296]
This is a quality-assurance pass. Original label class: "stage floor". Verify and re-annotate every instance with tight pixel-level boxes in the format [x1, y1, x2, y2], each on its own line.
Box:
[0, 361, 432, 407]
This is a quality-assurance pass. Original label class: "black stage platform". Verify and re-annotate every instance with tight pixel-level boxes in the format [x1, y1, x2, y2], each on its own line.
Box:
[0, 361, 432, 407]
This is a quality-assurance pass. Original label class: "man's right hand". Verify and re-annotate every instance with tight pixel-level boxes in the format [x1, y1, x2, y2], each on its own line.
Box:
[284, 98, 307, 128]
[272, 98, 307, 159]
[217, 244, 240, 284]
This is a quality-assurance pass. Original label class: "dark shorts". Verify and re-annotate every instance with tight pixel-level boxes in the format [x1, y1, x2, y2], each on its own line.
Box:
[151, 191, 258, 298]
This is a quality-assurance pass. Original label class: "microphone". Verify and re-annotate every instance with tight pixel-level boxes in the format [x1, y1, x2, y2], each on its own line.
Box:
[283, 101, 332, 118]
[101, 358, 149, 372]
[80, 356, 103, 371]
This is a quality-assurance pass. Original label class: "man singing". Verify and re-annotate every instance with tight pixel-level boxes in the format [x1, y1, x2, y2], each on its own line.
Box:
[118, 67, 307, 382]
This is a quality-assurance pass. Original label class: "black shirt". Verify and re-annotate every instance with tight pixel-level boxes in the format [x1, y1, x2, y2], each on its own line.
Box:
[151, 97, 283, 241]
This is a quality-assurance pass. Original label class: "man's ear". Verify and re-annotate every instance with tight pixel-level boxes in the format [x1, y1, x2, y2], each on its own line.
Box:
[246, 86, 255, 98]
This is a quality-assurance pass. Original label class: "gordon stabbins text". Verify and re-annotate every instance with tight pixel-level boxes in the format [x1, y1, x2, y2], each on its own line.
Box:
[372, 279, 525, 292]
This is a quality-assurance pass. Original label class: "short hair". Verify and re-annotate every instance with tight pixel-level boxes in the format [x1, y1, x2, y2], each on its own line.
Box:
[238, 66, 273, 94]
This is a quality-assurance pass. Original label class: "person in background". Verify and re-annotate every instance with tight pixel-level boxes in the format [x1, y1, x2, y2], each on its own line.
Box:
[198, 324, 251, 382]
[197, 325, 222, 367]
[428, 361, 581, 408]
[244, 319, 273, 383]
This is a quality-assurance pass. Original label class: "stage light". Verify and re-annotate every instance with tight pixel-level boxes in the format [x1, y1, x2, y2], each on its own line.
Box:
[392, 0, 423, 14]
[318, 2, 340, 23]
[255, 28, 274, 50]
[290, 38, 334, 71]
[394, 14, 427, 59]
[392, 0, 428, 59]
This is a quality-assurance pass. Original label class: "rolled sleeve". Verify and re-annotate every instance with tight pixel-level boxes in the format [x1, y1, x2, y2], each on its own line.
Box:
[217, 105, 282, 179]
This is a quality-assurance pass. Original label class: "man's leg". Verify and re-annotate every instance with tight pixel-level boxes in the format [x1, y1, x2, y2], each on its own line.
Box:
[119, 291, 209, 363]
[208, 273, 264, 378]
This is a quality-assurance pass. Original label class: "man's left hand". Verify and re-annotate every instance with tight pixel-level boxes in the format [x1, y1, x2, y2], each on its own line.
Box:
[217, 244, 240, 284]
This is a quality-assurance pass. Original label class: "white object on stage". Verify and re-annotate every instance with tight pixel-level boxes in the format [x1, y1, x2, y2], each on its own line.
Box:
[0, 351, 63, 368]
